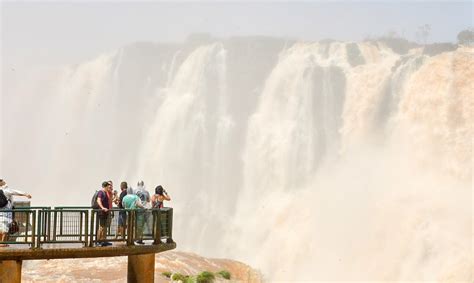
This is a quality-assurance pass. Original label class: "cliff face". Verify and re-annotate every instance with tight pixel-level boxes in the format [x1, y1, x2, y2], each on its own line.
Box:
[22, 251, 261, 282]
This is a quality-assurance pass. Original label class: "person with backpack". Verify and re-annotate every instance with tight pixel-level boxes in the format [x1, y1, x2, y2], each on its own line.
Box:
[0, 179, 32, 247]
[115, 182, 128, 239]
[136, 180, 152, 242]
[135, 181, 151, 207]
[95, 181, 112, 247]
[122, 187, 146, 245]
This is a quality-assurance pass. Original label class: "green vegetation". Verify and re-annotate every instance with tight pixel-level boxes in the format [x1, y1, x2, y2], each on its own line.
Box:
[217, 270, 231, 280]
[423, 43, 457, 56]
[171, 273, 191, 282]
[457, 29, 474, 45]
[166, 270, 231, 282]
[196, 271, 215, 283]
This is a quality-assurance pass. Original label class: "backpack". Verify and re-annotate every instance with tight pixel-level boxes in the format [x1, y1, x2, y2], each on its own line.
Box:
[91, 190, 100, 209]
[8, 220, 19, 235]
[136, 190, 146, 204]
[0, 189, 8, 208]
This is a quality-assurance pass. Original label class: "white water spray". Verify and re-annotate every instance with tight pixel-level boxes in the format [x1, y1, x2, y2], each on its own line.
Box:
[2, 39, 472, 281]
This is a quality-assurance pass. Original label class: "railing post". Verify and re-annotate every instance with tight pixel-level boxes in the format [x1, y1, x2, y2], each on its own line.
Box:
[126, 210, 135, 246]
[45, 210, 50, 242]
[59, 210, 63, 236]
[52, 211, 57, 241]
[36, 210, 41, 248]
[89, 210, 95, 247]
[31, 210, 36, 249]
[167, 208, 174, 243]
[84, 210, 89, 247]
[153, 209, 161, 245]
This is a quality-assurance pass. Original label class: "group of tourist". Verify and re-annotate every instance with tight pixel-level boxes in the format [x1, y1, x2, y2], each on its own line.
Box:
[0, 178, 171, 248]
[95, 180, 171, 247]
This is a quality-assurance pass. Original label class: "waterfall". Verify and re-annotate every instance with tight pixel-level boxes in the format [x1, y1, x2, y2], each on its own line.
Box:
[3, 38, 472, 281]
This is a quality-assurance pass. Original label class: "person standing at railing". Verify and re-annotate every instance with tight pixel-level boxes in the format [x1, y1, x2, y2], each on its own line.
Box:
[0, 179, 32, 247]
[151, 185, 171, 241]
[116, 182, 128, 239]
[105, 181, 115, 234]
[151, 185, 171, 209]
[96, 181, 112, 247]
[107, 180, 114, 208]
[122, 190, 145, 245]
[136, 180, 152, 241]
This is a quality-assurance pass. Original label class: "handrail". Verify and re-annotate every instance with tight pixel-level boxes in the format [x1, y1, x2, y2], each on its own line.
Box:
[55, 206, 91, 209]
[0, 207, 174, 249]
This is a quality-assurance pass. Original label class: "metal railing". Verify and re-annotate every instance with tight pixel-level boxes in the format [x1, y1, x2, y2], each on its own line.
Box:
[0, 209, 37, 247]
[0, 207, 174, 248]
[89, 208, 174, 246]
[37, 209, 89, 246]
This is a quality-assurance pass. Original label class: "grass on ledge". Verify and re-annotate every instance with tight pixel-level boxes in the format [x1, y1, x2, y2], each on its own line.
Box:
[163, 269, 232, 282]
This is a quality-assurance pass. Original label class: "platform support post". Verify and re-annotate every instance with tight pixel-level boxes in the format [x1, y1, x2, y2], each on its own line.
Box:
[0, 260, 23, 283]
[127, 253, 155, 283]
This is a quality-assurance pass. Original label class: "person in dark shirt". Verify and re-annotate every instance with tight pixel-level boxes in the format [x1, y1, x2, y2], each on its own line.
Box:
[97, 181, 112, 246]
[116, 181, 128, 239]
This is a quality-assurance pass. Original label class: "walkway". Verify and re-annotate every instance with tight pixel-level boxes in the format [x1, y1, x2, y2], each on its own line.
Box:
[0, 206, 176, 283]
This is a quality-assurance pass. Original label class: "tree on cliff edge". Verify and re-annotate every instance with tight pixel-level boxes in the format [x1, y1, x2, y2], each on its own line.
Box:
[415, 24, 431, 44]
[457, 29, 474, 46]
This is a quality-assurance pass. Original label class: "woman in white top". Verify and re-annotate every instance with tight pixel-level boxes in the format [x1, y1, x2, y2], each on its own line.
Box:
[0, 179, 32, 247]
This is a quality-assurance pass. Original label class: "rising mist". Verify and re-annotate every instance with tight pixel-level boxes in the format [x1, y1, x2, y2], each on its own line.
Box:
[2, 36, 473, 281]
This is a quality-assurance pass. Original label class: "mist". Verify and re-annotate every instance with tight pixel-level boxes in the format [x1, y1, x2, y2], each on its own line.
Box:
[1, 1, 473, 281]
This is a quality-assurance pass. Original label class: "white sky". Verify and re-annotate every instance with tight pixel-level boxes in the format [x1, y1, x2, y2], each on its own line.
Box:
[1, 1, 473, 68]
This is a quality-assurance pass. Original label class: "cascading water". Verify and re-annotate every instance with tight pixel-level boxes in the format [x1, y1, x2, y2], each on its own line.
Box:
[2, 38, 472, 281]
[232, 43, 472, 281]
[138, 43, 236, 252]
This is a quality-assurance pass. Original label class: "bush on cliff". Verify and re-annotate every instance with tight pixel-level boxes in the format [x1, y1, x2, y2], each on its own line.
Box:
[196, 271, 215, 283]
[171, 273, 192, 283]
[217, 270, 231, 279]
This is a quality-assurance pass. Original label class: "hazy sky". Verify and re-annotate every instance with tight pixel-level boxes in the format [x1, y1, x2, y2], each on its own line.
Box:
[1, 1, 473, 68]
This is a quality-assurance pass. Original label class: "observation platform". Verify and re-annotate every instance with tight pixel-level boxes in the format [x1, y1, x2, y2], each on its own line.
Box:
[0, 206, 176, 283]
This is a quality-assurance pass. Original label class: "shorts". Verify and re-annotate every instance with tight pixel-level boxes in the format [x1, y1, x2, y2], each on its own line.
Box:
[0, 211, 12, 234]
[98, 211, 110, 227]
[118, 211, 127, 226]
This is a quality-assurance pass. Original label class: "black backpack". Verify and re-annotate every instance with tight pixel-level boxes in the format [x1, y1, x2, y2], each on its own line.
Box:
[136, 190, 146, 203]
[91, 190, 100, 209]
[8, 220, 19, 235]
[0, 189, 8, 208]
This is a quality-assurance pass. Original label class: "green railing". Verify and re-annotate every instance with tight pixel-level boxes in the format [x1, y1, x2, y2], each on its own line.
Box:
[36, 209, 89, 246]
[88, 208, 174, 246]
[0, 207, 174, 248]
[0, 209, 37, 248]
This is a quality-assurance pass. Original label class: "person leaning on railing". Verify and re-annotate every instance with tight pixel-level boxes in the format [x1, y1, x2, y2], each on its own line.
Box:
[96, 181, 112, 247]
[151, 185, 170, 241]
[115, 181, 128, 239]
[151, 185, 170, 209]
[0, 179, 32, 247]
[122, 188, 145, 245]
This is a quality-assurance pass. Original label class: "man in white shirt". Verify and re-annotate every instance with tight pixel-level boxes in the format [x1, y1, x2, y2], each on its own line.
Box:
[0, 179, 32, 247]
[135, 181, 151, 244]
